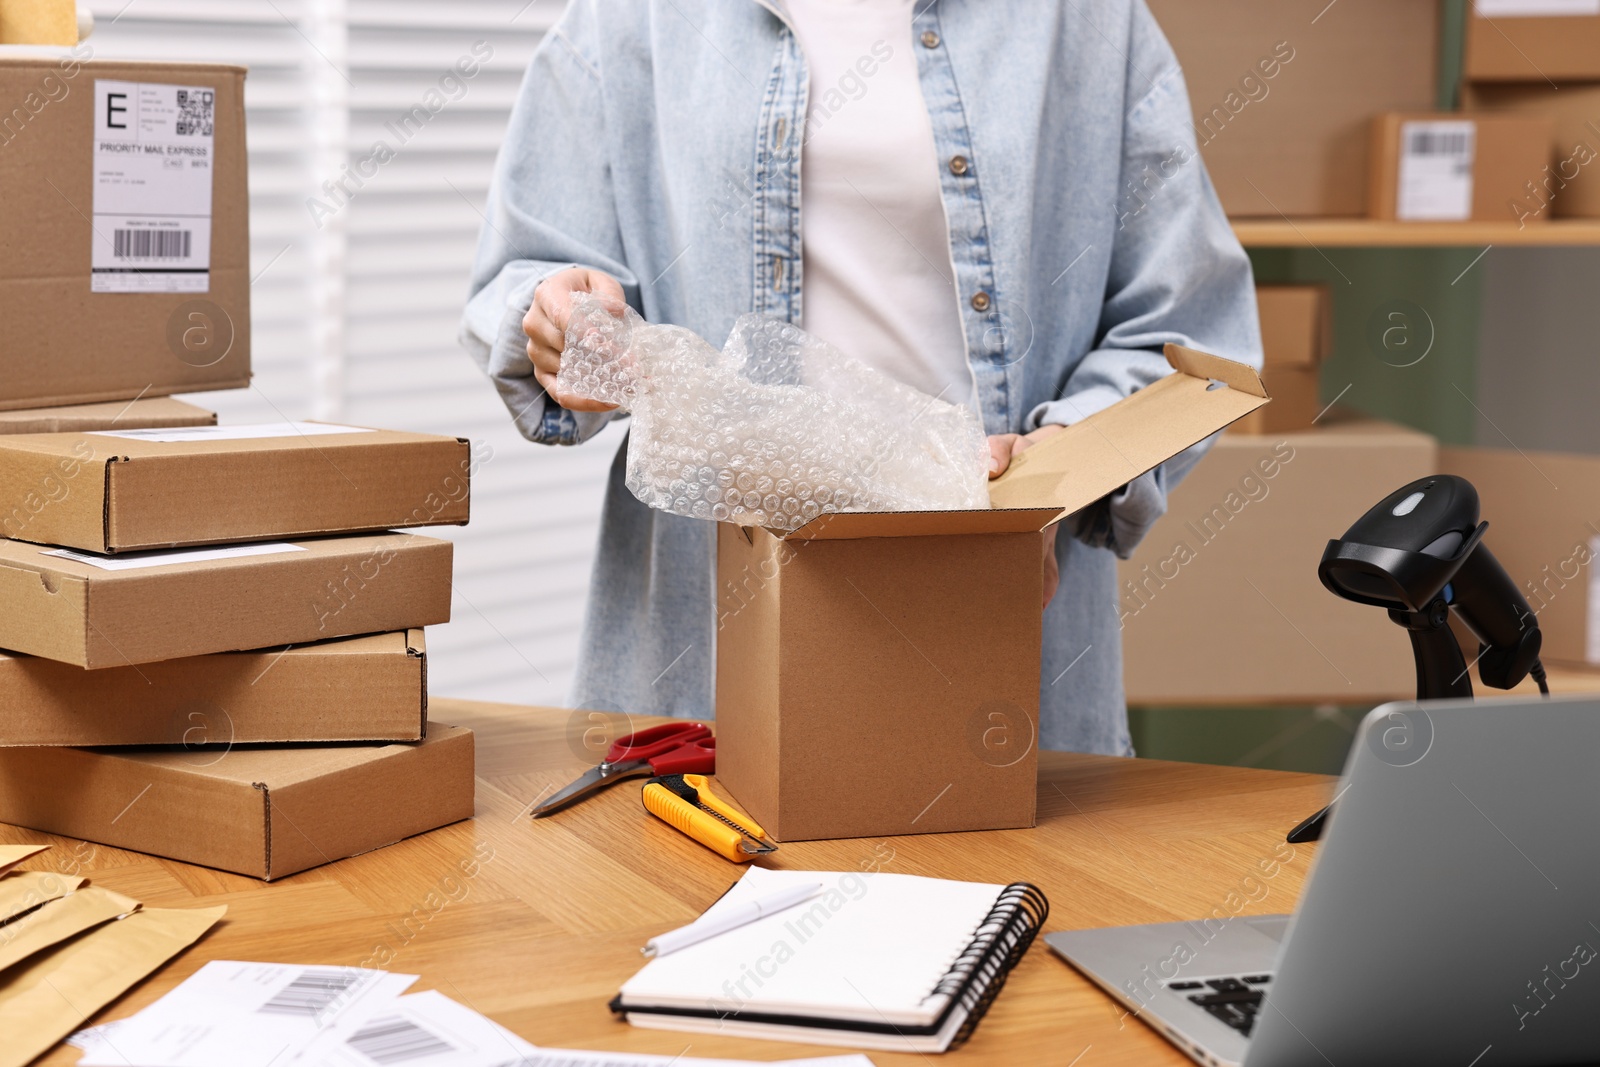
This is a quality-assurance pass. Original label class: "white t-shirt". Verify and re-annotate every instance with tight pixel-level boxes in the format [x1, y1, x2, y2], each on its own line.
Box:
[785, 0, 973, 406]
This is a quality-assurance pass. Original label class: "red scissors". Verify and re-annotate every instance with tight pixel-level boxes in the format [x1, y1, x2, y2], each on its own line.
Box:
[532, 721, 716, 817]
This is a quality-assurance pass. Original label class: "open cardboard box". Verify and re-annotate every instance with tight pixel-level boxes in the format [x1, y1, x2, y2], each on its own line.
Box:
[714, 346, 1268, 841]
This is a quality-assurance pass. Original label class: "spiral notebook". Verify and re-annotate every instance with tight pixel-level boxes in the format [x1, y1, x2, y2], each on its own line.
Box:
[610, 868, 1048, 1053]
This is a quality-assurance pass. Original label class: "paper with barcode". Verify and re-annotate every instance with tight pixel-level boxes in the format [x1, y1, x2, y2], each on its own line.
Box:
[73, 973, 876, 1067]
[1396, 120, 1477, 222]
[292, 990, 537, 1066]
[295, 988, 877, 1065]
[71, 961, 417, 1067]
[91, 79, 216, 294]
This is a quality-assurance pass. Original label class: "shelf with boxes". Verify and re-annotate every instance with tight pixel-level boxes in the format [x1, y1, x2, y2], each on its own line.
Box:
[1147, 1, 1600, 247]
[1124, 3, 1600, 713]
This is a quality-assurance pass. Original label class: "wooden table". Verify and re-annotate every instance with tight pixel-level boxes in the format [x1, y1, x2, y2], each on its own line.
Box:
[6, 699, 1336, 1066]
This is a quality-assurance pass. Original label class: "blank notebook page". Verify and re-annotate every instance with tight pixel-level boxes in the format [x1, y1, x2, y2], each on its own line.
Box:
[619, 867, 1004, 1026]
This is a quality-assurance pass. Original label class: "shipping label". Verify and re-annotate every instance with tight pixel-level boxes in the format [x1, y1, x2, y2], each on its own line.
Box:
[91, 80, 216, 293]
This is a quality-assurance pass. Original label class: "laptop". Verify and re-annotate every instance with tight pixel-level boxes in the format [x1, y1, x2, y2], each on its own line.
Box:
[1046, 695, 1600, 1067]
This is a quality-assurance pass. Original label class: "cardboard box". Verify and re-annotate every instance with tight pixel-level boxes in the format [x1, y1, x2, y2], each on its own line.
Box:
[1233, 286, 1329, 435]
[1368, 112, 1555, 223]
[0, 58, 251, 410]
[0, 723, 475, 879]
[1466, 8, 1600, 81]
[1145, 0, 1438, 216]
[0, 630, 426, 747]
[1441, 446, 1600, 667]
[0, 397, 215, 435]
[1120, 418, 1438, 704]
[715, 346, 1268, 841]
[0, 422, 471, 552]
[1462, 82, 1600, 220]
[0, 532, 451, 669]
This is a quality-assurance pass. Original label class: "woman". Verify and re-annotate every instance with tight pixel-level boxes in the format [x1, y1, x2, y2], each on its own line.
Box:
[461, 0, 1261, 755]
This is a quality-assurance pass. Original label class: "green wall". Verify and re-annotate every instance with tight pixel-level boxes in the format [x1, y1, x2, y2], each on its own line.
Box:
[1248, 247, 1485, 445]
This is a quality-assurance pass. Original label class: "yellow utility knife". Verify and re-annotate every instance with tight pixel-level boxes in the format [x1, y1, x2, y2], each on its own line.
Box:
[642, 773, 777, 862]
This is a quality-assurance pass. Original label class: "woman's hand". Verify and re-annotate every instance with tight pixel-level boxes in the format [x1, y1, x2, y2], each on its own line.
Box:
[523, 267, 627, 412]
[988, 424, 1066, 609]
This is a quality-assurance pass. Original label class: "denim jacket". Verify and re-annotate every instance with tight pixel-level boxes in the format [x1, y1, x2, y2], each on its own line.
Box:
[461, 0, 1262, 754]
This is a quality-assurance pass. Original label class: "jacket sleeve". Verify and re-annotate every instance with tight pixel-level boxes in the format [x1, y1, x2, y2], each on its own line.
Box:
[459, 1, 638, 446]
[1028, 6, 1263, 558]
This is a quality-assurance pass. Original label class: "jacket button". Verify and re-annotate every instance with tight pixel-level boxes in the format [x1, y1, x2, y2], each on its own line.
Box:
[920, 30, 940, 48]
[949, 155, 969, 176]
[970, 291, 991, 312]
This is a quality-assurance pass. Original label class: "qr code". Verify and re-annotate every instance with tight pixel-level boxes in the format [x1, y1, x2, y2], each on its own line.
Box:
[175, 88, 214, 137]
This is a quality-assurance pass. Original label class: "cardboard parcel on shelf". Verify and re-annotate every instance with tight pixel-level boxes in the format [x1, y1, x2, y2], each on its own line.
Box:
[1462, 81, 1600, 221]
[1466, 8, 1600, 81]
[0, 532, 451, 669]
[1233, 285, 1329, 436]
[1144, 0, 1439, 217]
[0, 630, 428, 747]
[714, 345, 1268, 841]
[1368, 112, 1555, 224]
[0, 725, 476, 880]
[0, 422, 472, 553]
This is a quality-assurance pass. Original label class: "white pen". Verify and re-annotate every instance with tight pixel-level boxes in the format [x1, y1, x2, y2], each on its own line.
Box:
[642, 882, 825, 957]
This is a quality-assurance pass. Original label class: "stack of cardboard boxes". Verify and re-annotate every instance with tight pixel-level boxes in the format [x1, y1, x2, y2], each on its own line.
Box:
[0, 57, 475, 879]
[1461, 5, 1600, 225]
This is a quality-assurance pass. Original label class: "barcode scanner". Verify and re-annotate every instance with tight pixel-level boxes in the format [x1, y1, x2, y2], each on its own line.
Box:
[1287, 475, 1546, 843]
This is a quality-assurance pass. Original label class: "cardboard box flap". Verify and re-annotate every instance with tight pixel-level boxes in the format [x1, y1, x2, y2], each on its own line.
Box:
[779, 507, 1062, 541]
[1163, 345, 1268, 398]
[989, 345, 1268, 515]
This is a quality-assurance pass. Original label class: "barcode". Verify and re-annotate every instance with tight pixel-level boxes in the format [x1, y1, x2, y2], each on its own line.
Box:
[175, 87, 214, 137]
[345, 1016, 456, 1064]
[257, 969, 365, 1017]
[113, 229, 192, 260]
[1407, 130, 1471, 157]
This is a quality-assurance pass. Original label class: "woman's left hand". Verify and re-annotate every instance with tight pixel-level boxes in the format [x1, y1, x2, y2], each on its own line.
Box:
[987, 425, 1065, 609]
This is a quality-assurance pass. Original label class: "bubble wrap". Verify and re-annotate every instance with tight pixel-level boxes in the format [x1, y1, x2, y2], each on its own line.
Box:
[557, 294, 990, 530]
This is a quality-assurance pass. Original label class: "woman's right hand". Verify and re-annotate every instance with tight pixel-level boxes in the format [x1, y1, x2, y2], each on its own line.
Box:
[523, 266, 626, 412]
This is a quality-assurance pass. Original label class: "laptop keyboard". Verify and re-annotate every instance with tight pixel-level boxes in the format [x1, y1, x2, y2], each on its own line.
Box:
[1168, 975, 1272, 1036]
